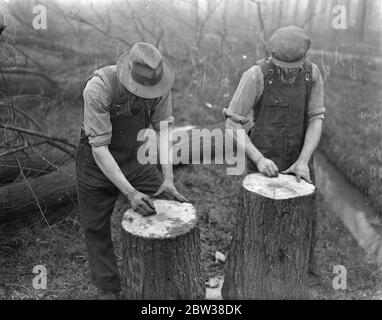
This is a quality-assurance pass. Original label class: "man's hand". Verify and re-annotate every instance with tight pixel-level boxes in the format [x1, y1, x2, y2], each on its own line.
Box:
[128, 190, 157, 217]
[282, 159, 312, 183]
[154, 180, 189, 202]
[255, 156, 279, 177]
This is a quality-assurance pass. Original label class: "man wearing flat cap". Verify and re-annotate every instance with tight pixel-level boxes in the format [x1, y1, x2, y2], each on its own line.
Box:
[75, 42, 187, 299]
[224, 26, 325, 274]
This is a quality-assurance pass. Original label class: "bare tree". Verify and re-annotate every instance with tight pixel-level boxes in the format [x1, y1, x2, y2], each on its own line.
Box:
[278, 0, 284, 28]
[304, 0, 317, 33]
[293, 0, 301, 25]
[250, 0, 267, 42]
[359, 0, 369, 42]
[190, 0, 223, 50]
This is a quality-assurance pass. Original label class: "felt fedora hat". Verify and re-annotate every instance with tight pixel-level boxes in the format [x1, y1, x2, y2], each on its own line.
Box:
[266, 25, 311, 68]
[117, 42, 174, 99]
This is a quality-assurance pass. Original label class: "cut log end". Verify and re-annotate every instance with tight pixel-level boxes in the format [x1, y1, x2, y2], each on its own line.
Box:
[122, 199, 197, 239]
[243, 173, 315, 200]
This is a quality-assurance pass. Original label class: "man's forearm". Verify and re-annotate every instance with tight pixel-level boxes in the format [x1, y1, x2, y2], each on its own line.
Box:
[92, 145, 136, 197]
[226, 121, 263, 164]
[298, 118, 323, 163]
[157, 124, 174, 182]
[242, 132, 263, 163]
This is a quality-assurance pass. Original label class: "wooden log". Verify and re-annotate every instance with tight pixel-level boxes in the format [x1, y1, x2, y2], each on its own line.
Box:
[121, 199, 205, 300]
[0, 73, 84, 100]
[0, 165, 76, 223]
[222, 173, 316, 300]
[0, 155, 57, 184]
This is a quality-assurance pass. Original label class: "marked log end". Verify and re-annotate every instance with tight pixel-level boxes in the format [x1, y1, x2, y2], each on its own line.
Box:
[243, 173, 316, 200]
[122, 199, 197, 239]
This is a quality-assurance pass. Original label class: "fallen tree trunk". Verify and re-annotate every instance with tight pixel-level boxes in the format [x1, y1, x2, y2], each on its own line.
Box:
[0, 164, 76, 223]
[222, 173, 316, 300]
[0, 73, 85, 100]
[0, 155, 57, 184]
[0, 124, 77, 149]
[121, 199, 205, 299]
[14, 35, 87, 59]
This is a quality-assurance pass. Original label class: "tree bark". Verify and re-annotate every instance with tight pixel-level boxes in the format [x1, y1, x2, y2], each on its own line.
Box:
[121, 199, 205, 299]
[222, 173, 316, 300]
[0, 165, 76, 223]
[305, 0, 316, 33]
[278, 0, 284, 28]
[0, 155, 58, 184]
[0, 73, 85, 100]
[293, 0, 301, 25]
[359, 0, 369, 42]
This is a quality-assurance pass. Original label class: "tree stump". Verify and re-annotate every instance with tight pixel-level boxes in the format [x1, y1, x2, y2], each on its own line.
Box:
[222, 173, 316, 300]
[121, 199, 205, 300]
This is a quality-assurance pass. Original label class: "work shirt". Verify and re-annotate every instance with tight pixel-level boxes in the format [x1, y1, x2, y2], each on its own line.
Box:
[224, 62, 325, 131]
[83, 76, 174, 147]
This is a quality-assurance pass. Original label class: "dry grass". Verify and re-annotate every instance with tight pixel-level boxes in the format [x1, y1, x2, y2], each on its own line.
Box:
[318, 55, 382, 215]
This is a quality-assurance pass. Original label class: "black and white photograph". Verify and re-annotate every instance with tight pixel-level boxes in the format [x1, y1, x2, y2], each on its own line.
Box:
[0, 0, 381, 306]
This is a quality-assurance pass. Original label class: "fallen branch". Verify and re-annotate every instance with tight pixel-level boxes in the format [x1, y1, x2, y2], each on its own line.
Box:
[46, 141, 75, 158]
[0, 124, 76, 149]
[0, 67, 58, 88]
[68, 13, 132, 47]
[14, 35, 81, 58]
[0, 163, 77, 223]
[0, 141, 47, 158]
[10, 106, 42, 131]
[0, 154, 56, 183]
[14, 155, 53, 233]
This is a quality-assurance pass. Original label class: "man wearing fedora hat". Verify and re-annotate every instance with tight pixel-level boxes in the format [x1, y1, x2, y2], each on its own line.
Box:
[224, 26, 325, 275]
[75, 42, 187, 299]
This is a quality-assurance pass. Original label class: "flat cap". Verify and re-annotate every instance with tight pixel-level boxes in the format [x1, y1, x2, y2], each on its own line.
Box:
[266, 26, 311, 68]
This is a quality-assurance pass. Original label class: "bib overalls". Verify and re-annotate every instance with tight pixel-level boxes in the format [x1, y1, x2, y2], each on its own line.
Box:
[247, 59, 317, 269]
[75, 66, 163, 292]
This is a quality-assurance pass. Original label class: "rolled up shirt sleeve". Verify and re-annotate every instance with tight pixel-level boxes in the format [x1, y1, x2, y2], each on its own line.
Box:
[308, 63, 326, 122]
[151, 91, 174, 131]
[83, 77, 113, 147]
[223, 65, 264, 132]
